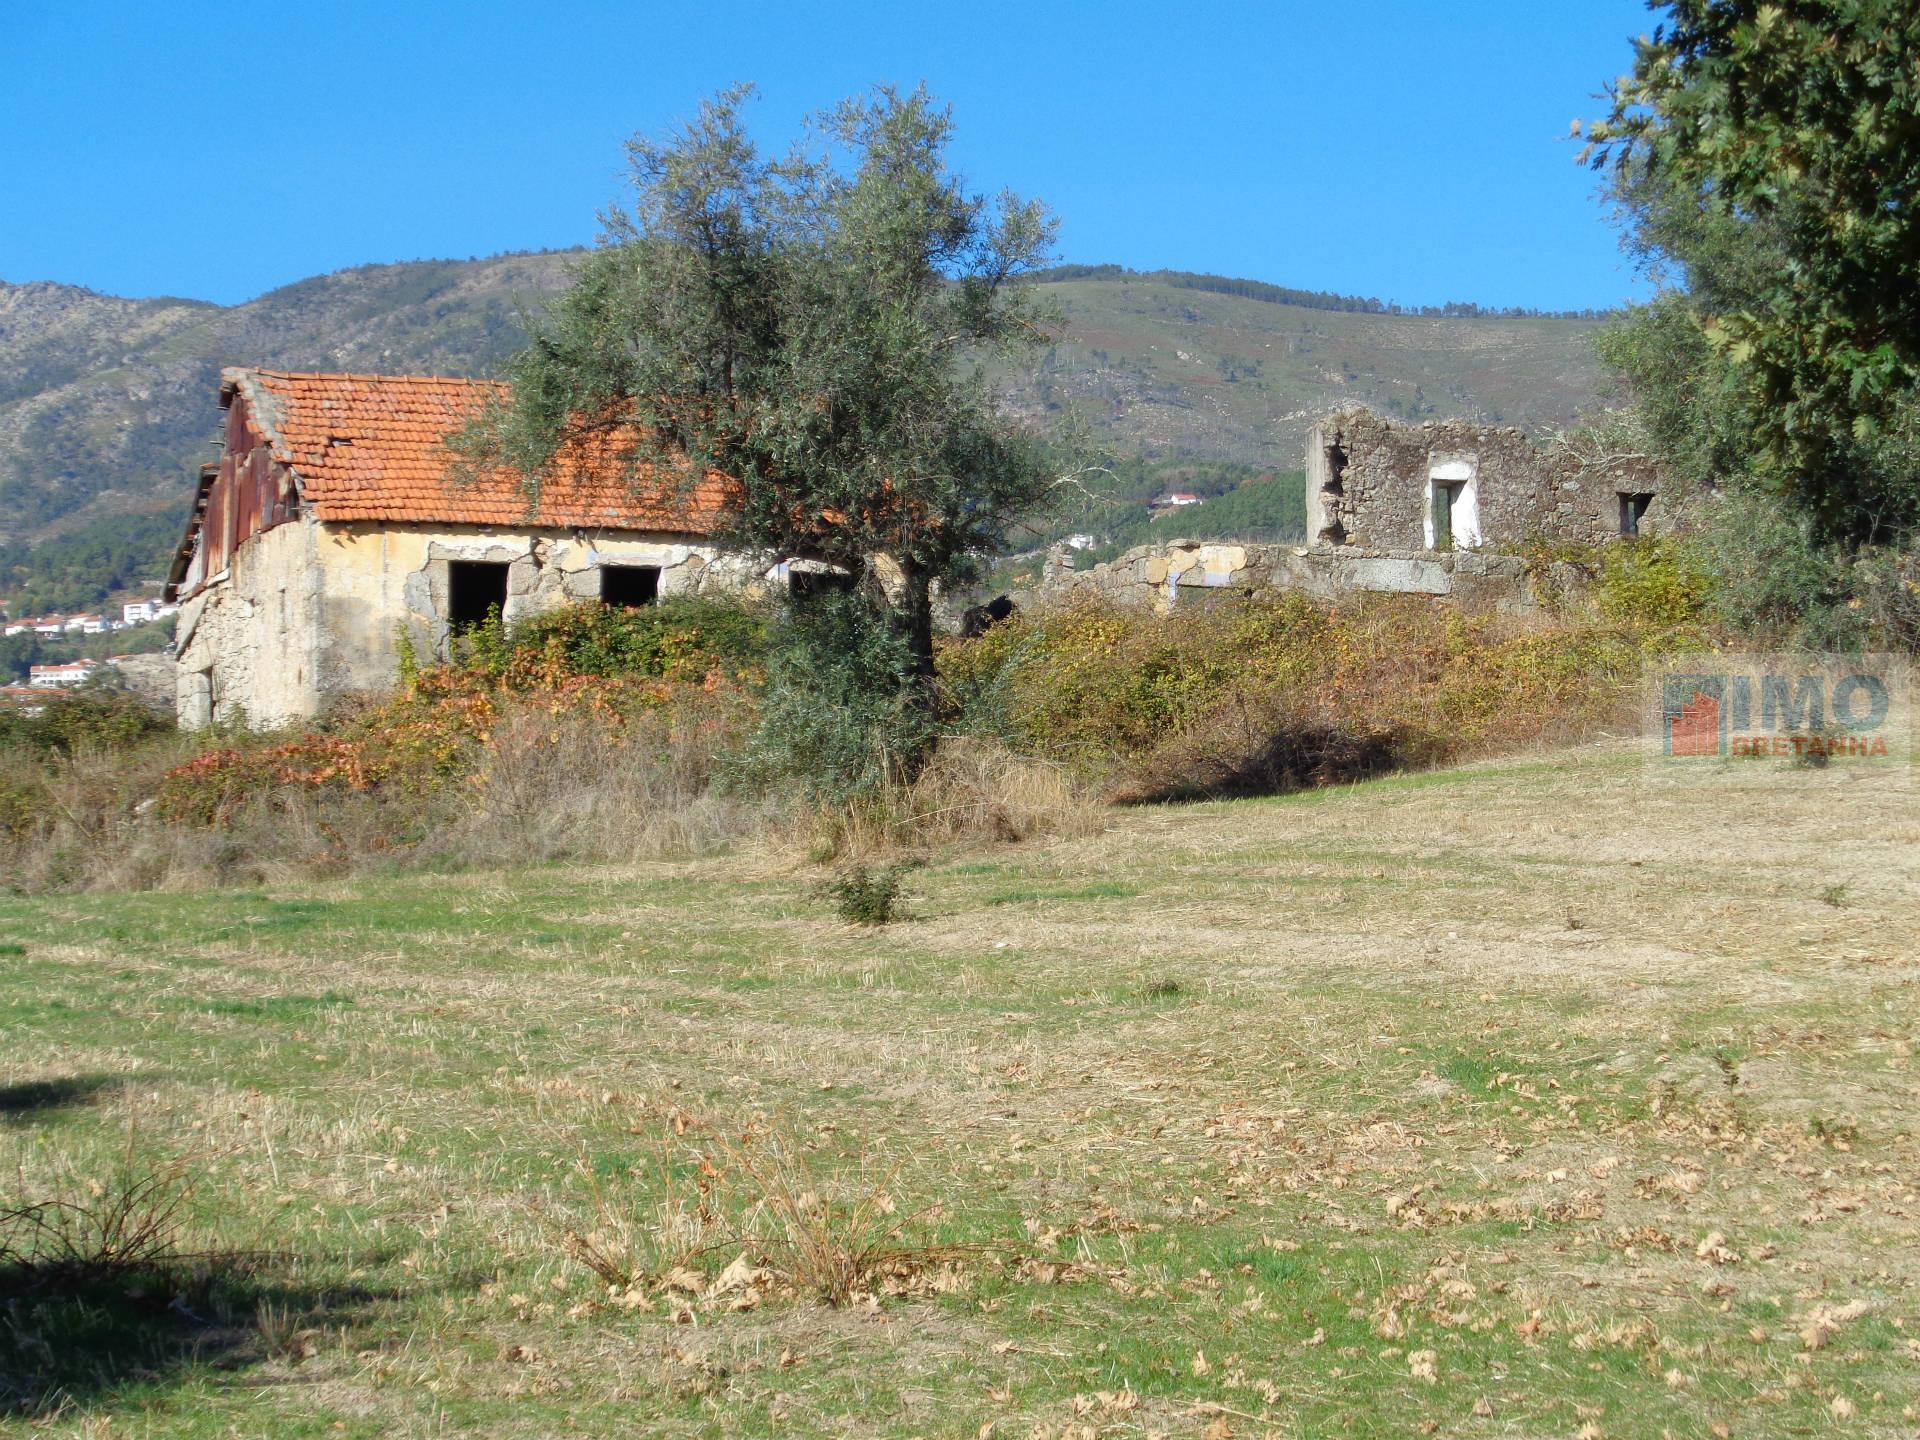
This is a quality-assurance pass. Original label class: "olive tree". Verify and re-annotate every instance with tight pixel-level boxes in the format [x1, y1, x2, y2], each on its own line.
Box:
[458, 85, 1062, 786]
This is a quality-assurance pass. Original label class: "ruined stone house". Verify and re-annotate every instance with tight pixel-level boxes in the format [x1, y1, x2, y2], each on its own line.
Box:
[164, 367, 752, 729]
[1043, 408, 1664, 611]
[1305, 408, 1660, 555]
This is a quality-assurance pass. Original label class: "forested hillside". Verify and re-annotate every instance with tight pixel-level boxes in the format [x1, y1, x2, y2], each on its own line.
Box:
[0, 254, 1610, 611]
[0, 254, 574, 611]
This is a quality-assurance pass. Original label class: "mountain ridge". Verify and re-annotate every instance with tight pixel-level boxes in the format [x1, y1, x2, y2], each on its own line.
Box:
[0, 252, 1613, 611]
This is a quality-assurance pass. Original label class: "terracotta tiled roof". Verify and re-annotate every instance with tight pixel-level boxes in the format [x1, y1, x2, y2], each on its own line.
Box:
[225, 368, 732, 532]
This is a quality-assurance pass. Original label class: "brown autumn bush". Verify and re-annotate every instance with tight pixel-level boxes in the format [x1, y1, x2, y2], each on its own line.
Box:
[0, 606, 765, 892]
[543, 1107, 973, 1311]
[0, 576, 1698, 889]
[939, 589, 1689, 802]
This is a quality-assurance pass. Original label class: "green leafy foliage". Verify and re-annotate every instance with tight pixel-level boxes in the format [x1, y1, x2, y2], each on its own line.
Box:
[0, 621, 174, 684]
[1077, 472, 1307, 567]
[1592, 537, 1713, 628]
[0, 693, 170, 760]
[733, 590, 935, 803]
[821, 863, 909, 926]
[1016, 457, 1304, 554]
[505, 597, 768, 683]
[0, 508, 186, 617]
[1587, 1, 1920, 543]
[458, 86, 1065, 778]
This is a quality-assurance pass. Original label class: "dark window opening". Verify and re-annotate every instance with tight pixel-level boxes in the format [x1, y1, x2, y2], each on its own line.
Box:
[1619, 492, 1654, 537]
[447, 560, 510, 631]
[1431, 484, 1459, 551]
[789, 568, 857, 602]
[1322, 439, 1348, 495]
[601, 564, 661, 608]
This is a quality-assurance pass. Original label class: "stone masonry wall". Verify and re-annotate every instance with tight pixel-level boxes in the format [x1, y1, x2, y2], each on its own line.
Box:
[315, 522, 754, 699]
[1039, 538, 1544, 614]
[174, 516, 325, 729]
[1304, 408, 1660, 552]
[1034, 407, 1657, 617]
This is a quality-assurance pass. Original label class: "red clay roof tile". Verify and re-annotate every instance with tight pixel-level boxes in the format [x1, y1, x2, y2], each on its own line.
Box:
[224, 367, 732, 533]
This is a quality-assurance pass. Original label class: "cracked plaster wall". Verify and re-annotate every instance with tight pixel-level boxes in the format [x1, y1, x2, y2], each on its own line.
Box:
[173, 515, 325, 728]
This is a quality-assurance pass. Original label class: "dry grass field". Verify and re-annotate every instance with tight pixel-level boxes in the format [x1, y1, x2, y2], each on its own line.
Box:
[3, 743, 1916, 1437]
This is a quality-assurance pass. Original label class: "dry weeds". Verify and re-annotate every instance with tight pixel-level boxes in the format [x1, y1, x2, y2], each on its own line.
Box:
[3, 743, 1915, 1436]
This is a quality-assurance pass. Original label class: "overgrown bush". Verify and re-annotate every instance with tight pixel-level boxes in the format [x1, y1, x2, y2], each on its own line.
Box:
[0, 1125, 310, 1416]
[490, 596, 768, 683]
[0, 691, 169, 759]
[1845, 544, 1920, 651]
[0, 1136, 199, 1285]
[154, 597, 767, 834]
[0, 576, 1746, 889]
[733, 591, 936, 804]
[1683, 488, 1920, 651]
[941, 591, 1683, 801]
[1592, 536, 1713, 628]
[0, 600, 769, 892]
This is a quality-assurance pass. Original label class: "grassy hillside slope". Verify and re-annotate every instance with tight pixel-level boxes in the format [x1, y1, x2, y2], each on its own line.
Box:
[1000, 277, 1607, 466]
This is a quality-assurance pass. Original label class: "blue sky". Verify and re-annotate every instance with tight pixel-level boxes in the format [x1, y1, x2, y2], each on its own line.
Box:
[1, 1, 1658, 310]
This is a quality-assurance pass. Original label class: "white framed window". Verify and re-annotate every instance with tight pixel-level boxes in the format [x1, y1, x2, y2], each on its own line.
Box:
[1424, 460, 1480, 550]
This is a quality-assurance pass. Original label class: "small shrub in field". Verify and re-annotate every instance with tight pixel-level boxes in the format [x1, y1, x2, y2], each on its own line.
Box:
[546, 1142, 726, 1297]
[546, 1112, 961, 1309]
[824, 864, 907, 925]
[0, 1126, 211, 1296]
[0, 1130, 294, 1414]
[711, 1123, 926, 1307]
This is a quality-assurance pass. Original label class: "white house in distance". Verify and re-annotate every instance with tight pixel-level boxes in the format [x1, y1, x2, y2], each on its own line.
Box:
[29, 660, 100, 689]
[2, 605, 171, 639]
